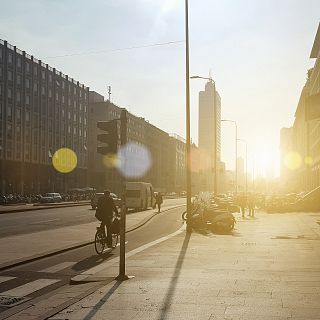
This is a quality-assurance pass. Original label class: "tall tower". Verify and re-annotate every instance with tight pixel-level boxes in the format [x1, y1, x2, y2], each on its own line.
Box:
[198, 80, 221, 193]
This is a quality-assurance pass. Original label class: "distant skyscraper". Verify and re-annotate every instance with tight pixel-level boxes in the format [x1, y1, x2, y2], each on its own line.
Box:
[198, 80, 221, 192]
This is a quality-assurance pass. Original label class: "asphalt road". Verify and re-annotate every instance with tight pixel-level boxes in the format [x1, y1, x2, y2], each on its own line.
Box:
[0, 198, 186, 238]
[0, 205, 184, 318]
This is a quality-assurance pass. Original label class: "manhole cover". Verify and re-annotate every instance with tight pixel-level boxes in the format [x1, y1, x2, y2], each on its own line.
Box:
[0, 295, 29, 307]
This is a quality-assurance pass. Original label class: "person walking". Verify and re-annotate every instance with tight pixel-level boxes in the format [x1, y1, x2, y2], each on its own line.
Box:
[247, 192, 255, 218]
[237, 193, 247, 219]
[155, 192, 163, 213]
[97, 190, 118, 248]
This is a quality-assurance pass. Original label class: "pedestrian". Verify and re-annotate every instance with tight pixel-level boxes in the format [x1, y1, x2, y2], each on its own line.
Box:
[155, 192, 163, 213]
[96, 190, 118, 248]
[237, 193, 247, 219]
[247, 193, 255, 218]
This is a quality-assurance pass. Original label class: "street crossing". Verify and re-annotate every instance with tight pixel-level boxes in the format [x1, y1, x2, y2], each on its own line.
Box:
[0, 261, 78, 310]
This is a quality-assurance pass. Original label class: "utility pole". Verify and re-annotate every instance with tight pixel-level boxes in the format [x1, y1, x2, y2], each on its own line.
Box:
[116, 109, 133, 281]
[185, 0, 192, 220]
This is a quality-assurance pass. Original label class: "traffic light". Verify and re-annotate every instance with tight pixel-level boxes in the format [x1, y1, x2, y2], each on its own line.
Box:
[97, 120, 118, 154]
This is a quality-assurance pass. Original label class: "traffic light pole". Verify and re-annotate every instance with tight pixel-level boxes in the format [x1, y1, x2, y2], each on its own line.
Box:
[115, 109, 133, 281]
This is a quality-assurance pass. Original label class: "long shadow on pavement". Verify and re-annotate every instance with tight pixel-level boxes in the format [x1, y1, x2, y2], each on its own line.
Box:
[158, 231, 191, 320]
[83, 280, 121, 320]
[72, 252, 114, 273]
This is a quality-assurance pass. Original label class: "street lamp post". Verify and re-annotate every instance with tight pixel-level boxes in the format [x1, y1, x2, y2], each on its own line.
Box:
[185, 0, 192, 218]
[190, 75, 218, 194]
[221, 119, 238, 194]
[237, 138, 248, 193]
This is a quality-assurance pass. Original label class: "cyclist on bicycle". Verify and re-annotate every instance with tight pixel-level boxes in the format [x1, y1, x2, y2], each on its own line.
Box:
[97, 190, 118, 248]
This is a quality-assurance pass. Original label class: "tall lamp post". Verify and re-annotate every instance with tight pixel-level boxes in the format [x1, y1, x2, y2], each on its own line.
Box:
[190, 75, 218, 194]
[237, 138, 248, 193]
[185, 0, 192, 217]
[221, 119, 238, 194]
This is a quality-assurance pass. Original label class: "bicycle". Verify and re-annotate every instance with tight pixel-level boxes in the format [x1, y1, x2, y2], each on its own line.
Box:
[94, 217, 120, 255]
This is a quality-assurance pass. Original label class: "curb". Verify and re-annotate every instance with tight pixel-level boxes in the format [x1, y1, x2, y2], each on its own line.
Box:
[0, 201, 91, 215]
[0, 204, 185, 272]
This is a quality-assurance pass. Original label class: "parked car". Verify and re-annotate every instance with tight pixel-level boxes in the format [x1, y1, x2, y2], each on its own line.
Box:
[91, 192, 121, 210]
[40, 193, 63, 203]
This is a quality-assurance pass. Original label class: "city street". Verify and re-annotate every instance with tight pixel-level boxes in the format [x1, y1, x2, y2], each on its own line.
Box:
[0, 198, 185, 238]
[0, 202, 185, 319]
[0, 209, 319, 319]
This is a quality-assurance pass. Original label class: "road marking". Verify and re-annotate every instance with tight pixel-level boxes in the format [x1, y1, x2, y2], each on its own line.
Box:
[29, 219, 60, 225]
[40, 262, 76, 273]
[1, 279, 60, 297]
[0, 276, 15, 284]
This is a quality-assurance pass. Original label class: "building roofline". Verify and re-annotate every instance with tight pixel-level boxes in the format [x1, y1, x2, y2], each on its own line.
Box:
[310, 22, 320, 58]
[0, 38, 88, 89]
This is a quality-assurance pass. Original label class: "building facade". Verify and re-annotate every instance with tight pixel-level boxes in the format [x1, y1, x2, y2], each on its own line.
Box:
[198, 80, 221, 193]
[88, 92, 171, 194]
[0, 40, 89, 194]
[280, 23, 320, 193]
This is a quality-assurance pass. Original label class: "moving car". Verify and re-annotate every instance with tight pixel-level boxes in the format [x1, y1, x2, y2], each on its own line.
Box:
[91, 192, 121, 210]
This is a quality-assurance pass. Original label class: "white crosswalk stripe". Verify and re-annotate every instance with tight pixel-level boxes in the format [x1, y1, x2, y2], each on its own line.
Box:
[0, 276, 15, 284]
[40, 262, 76, 273]
[1, 279, 60, 297]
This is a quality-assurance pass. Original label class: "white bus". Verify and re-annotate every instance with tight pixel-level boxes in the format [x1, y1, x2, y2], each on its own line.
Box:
[125, 182, 155, 210]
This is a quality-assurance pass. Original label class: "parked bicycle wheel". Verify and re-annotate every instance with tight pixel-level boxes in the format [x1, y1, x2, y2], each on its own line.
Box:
[181, 211, 187, 221]
[94, 228, 105, 255]
[111, 233, 119, 249]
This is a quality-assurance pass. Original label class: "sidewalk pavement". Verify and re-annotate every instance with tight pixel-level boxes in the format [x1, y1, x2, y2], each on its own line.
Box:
[48, 211, 320, 320]
[0, 204, 184, 270]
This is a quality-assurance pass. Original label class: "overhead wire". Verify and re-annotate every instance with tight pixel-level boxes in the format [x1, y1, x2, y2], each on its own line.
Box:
[44, 40, 185, 59]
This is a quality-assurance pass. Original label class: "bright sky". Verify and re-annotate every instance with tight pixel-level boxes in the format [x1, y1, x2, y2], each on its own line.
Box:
[1, 0, 319, 178]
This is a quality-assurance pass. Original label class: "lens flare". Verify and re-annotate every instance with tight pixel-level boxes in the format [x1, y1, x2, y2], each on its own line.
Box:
[284, 152, 302, 170]
[117, 142, 151, 178]
[304, 156, 313, 166]
[103, 153, 119, 168]
[52, 148, 77, 173]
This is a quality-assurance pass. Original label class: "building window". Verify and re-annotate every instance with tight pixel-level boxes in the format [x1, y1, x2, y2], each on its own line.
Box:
[0, 84, 2, 98]
[16, 91, 21, 104]
[33, 82, 38, 92]
[16, 108, 21, 124]
[17, 57, 21, 68]
[7, 123, 12, 139]
[48, 74, 52, 83]
[48, 88, 52, 98]
[7, 88, 12, 100]
[42, 70, 45, 80]
[26, 95, 30, 105]
[8, 52, 12, 64]
[7, 70, 12, 81]
[26, 78, 30, 89]
[26, 62, 30, 73]
[56, 92, 59, 101]
[0, 48, 2, 61]
[41, 86, 45, 95]
[17, 74, 21, 86]
[16, 126, 21, 141]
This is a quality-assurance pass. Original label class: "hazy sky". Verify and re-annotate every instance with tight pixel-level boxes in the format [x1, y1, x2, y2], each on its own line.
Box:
[0, 0, 319, 177]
